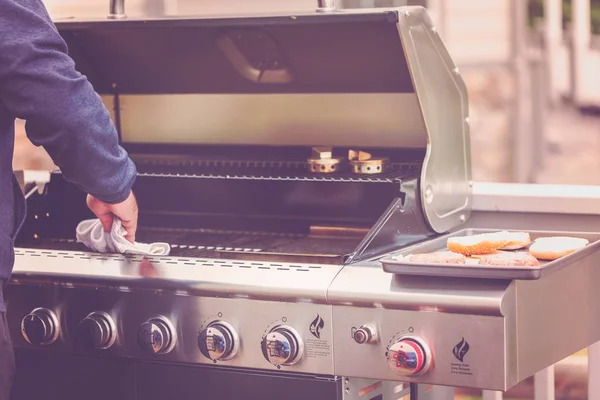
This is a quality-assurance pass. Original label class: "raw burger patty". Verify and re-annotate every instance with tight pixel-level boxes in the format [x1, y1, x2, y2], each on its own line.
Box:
[478, 252, 540, 267]
[404, 251, 467, 264]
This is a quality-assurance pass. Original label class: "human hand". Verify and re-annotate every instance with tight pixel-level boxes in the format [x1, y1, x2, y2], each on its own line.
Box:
[86, 190, 139, 243]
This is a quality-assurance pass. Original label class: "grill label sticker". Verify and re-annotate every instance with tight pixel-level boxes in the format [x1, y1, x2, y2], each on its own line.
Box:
[305, 339, 331, 359]
[309, 314, 325, 339]
[450, 337, 473, 376]
[306, 314, 330, 358]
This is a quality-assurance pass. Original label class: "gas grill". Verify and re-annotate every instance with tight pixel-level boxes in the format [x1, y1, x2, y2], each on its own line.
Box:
[6, 4, 600, 400]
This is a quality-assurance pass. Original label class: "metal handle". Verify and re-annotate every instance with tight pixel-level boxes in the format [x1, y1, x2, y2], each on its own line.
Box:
[317, 0, 338, 12]
[108, 0, 126, 19]
[410, 383, 419, 400]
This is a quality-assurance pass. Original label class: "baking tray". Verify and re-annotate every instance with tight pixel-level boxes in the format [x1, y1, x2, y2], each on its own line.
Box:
[380, 229, 600, 280]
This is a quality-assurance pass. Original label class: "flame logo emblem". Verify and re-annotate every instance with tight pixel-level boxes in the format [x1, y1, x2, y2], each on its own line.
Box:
[452, 337, 470, 362]
[309, 314, 325, 339]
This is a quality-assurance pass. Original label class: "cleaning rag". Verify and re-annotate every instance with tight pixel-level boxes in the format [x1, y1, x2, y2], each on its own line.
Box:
[75, 218, 170, 256]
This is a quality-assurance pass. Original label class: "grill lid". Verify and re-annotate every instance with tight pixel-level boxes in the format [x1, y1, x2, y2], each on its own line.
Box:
[53, 6, 471, 234]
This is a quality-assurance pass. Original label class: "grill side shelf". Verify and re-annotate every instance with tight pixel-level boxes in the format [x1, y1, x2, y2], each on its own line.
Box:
[379, 228, 600, 280]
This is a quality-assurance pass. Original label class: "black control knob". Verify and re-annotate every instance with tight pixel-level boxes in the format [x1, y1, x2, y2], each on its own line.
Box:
[78, 312, 117, 350]
[198, 321, 240, 361]
[21, 308, 59, 346]
[137, 316, 176, 355]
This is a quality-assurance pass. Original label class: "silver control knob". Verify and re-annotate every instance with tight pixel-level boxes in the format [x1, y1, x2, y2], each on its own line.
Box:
[78, 312, 117, 350]
[198, 320, 240, 361]
[137, 316, 176, 355]
[21, 308, 59, 346]
[352, 325, 377, 344]
[261, 325, 304, 367]
[386, 336, 433, 377]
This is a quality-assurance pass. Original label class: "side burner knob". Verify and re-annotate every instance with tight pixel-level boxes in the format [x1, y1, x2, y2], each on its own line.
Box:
[386, 336, 433, 377]
[198, 320, 240, 361]
[137, 316, 176, 355]
[78, 312, 117, 350]
[21, 308, 59, 346]
[261, 325, 304, 367]
[352, 325, 377, 344]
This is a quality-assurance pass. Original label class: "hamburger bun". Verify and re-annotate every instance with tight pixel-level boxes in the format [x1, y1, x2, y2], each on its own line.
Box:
[499, 232, 531, 250]
[528, 236, 589, 261]
[478, 252, 540, 267]
[447, 231, 510, 256]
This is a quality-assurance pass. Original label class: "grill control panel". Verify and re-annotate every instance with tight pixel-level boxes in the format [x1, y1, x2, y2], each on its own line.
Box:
[8, 285, 334, 376]
[332, 306, 507, 389]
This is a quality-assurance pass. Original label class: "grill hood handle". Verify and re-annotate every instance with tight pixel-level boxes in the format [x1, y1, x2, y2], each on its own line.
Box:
[317, 0, 338, 11]
[108, 0, 125, 19]
[107, 0, 337, 19]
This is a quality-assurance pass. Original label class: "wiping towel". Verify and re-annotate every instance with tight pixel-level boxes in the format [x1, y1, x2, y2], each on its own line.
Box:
[76, 219, 170, 256]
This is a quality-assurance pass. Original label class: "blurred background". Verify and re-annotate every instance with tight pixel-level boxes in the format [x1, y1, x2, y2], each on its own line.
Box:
[12, 0, 600, 398]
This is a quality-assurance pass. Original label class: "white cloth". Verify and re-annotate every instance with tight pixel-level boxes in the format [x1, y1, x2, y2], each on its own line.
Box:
[76, 219, 170, 256]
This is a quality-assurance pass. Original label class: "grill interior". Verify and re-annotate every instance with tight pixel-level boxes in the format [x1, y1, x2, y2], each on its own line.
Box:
[16, 148, 431, 266]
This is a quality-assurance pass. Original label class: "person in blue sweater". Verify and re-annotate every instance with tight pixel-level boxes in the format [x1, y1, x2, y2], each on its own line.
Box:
[0, 0, 139, 397]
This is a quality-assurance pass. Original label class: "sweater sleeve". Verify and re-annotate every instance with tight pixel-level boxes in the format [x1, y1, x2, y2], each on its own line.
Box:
[0, 0, 137, 204]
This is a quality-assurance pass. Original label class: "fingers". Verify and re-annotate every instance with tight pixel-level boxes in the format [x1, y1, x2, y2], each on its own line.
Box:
[114, 191, 138, 243]
[97, 213, 114, 233]
[120, 216, 137, 243]
[86, 192, 138, 243]
[87, 194, 113, 232]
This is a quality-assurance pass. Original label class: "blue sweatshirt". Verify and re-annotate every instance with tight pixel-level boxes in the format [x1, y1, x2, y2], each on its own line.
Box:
[0, 0, 137, 309]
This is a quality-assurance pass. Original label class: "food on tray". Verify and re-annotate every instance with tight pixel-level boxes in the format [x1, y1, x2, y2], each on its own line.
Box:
[499, 232, 531, 250]
[528, 236, 589, 261]
[469, 250, 504, 259]
[394, 251, 467, 264]
[447, 231, 510, 256]
[478, 252, 540, 267]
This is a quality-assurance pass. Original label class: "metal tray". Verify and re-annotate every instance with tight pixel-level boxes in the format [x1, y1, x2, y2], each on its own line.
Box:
[380, 228, 600, 280]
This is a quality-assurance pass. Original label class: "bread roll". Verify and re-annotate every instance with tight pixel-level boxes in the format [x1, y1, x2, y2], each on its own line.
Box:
[447, 231, 510, 256]
[528, 236, 589, 261]
[499, 232, 531, 250]
[478, 252, 540, 267]
[402, 251, 467, 264]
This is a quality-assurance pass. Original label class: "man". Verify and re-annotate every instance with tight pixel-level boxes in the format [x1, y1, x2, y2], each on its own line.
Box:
[0, 0, 139, 398]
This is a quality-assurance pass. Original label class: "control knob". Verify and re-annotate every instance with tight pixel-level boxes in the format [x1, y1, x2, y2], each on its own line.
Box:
[386, 336, 433, 377]
[198, 320, 240, 361]
[261, 325, 304, 367]
[21, 308, 59, 346]
[352, 324, 377, 344]
[78, 312, 117, 350]
[137, 316, 176, 355]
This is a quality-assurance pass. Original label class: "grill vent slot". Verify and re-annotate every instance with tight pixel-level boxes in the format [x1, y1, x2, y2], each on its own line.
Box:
[14, 249, 321, 272]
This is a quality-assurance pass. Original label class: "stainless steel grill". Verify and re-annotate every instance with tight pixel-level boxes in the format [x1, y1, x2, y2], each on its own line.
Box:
[6, 4, 600, 400]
